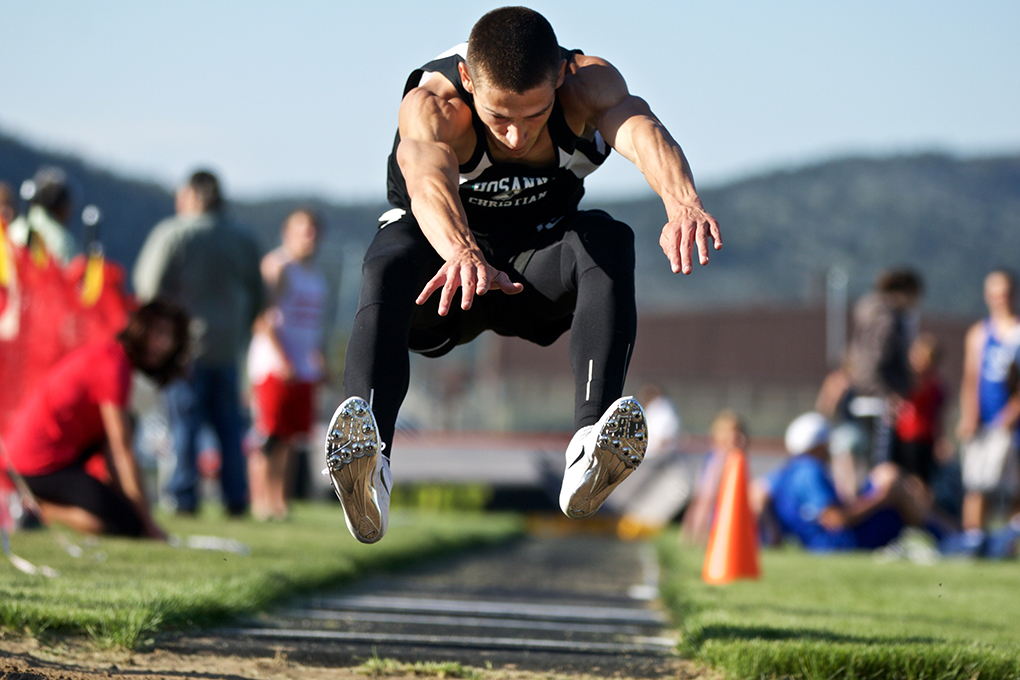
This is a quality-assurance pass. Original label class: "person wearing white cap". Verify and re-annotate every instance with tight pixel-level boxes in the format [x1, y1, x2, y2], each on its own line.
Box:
[754, 412, 927, 552]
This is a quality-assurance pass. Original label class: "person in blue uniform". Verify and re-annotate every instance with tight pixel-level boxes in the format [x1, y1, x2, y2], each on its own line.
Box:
[956, 270, 1020, 545]
[325, 7, 722, 543]
[759, 413, 926, 552]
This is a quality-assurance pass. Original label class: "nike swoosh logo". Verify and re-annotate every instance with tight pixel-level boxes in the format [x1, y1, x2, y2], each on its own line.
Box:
[569, 450, 586, 468]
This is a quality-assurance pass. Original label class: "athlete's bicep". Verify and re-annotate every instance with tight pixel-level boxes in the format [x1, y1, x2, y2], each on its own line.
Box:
[398, 87, 470, 143]
[396, 138, 460, 195]
[573, 57, 658, 161]
[598, 95, 658, 162]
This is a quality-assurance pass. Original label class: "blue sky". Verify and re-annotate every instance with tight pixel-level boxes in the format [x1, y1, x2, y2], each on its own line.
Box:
[3, 1, 1018, 202]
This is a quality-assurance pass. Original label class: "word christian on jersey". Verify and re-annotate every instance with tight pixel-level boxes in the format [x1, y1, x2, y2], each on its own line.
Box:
[463, 175, 551, 208]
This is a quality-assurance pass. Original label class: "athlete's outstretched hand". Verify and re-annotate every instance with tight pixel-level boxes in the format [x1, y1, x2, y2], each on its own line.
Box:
[659, 202, 722, 275]
[417, 248, 524, 316]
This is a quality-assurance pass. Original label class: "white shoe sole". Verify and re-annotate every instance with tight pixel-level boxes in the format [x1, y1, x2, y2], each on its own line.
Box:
[324, 396, 389, 543]
[560, 396, 646, 519]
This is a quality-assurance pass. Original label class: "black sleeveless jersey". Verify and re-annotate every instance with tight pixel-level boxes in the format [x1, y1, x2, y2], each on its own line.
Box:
[385, 43, 611, 238]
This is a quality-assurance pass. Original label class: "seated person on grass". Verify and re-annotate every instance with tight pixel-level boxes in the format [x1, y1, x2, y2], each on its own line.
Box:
[753, 412, 931, 552]
[2, 300, 190, 539]
[681, 410, 746, 545]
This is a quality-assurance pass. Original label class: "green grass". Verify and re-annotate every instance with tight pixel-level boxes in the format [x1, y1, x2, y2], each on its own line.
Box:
[0, 503, 523, 648]
[657, 537, 1020, 680]
[390, 483, 494, 511]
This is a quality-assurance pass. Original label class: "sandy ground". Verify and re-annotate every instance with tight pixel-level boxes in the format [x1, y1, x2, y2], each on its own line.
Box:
[0, 635, 715, 680]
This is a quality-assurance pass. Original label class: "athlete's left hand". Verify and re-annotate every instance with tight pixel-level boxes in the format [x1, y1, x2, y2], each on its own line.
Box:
[659, 203, 722, 275]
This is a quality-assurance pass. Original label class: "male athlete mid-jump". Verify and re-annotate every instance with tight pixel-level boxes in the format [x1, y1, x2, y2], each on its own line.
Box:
[326, 6, 721, 543]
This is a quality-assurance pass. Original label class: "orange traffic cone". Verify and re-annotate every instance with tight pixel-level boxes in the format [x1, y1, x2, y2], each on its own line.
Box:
[702, 449, 760, 584]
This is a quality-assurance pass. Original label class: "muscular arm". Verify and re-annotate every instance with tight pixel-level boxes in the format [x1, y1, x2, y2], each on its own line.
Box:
[396, 87, 522, 315]
[99, 402, 166, 540]
[573, 57, 721, 275]
[818, 492, 889, 530]
[818, 463, 903, 530]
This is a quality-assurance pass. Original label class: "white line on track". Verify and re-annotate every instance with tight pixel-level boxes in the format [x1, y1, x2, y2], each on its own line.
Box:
[276, 608, 651, 635]
[304, 595, 666, 625]
[220, 628, 677, 654]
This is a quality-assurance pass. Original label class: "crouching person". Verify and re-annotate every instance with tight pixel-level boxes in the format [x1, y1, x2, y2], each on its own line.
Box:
[756, 412, 930, 552]
[2, 300, 190, 539]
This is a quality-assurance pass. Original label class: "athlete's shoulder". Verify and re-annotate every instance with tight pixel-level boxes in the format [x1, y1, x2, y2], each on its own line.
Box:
[565, 51, 625, 84]
[558, 52, 628, 119]
[399, 60, 474, 145]
[404, 43, 468, 100]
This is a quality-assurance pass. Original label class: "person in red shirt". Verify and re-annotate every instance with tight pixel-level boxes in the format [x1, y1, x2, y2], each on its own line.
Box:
[892, 333, 945, 486]
[2, 300, 190, 538]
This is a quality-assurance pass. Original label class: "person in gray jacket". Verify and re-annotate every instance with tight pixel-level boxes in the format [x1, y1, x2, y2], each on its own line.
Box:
[133, 170, 264, 515]
[845, 268, 924, 466]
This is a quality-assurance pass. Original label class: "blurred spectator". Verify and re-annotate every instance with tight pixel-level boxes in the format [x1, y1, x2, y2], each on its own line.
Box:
[956, 269, 1020, 535]
[247, 209, 328, 521]
[636, 383, 682, 459]
[7, 167, 79, 265]
[845, 268, 924, 464]
[133, 170, 264, 516]
[754, 412, 930, 552]
[815, 365, 868, 503]
[680, 410, 746, 545]
[1, 300, 189, 538]
[612, 384, 690, 539]
[0, 182, 16, 227]
[892, 333, 945, 486]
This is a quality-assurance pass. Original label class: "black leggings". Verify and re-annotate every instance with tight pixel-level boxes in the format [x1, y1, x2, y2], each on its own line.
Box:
[21, 462, 146, 537]
[343, 210, 637, 455]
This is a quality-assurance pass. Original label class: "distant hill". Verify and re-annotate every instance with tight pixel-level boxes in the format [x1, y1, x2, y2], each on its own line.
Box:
[0, 132, 387, 330]
[585, 154, 1020, 316]
[0, 133, 175, 271]
[3, 130, 1017, 324]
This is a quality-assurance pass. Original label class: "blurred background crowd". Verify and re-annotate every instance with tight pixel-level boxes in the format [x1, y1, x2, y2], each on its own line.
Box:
[1, 159, 1018, 562]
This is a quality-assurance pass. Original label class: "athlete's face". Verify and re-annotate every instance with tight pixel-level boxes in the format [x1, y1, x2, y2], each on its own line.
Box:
[470, 83, 555, 158]
[460, 62, 564, 159]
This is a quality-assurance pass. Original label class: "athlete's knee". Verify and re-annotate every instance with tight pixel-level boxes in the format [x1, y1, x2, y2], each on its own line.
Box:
[601, 219, 635, 261]
[572, 213, 635, 273]
[598, 215, 635, 248]
[360, 225, 433, 293]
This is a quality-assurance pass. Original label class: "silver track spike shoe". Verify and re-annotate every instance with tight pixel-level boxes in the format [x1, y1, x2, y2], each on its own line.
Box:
[559, 396, 647, 519]
[324, 396, 390, 543]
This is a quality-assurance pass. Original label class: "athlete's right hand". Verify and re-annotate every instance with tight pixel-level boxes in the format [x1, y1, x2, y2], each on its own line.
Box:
[416, 249, 524, 316]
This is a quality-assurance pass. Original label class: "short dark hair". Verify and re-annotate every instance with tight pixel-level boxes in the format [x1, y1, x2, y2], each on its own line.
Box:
[876, 268, 923, 297]
[188, 170, 223, 213]
[466, 7, 561, 93]
[31, 166, 71, 215]
[118, 298, 191, 386]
